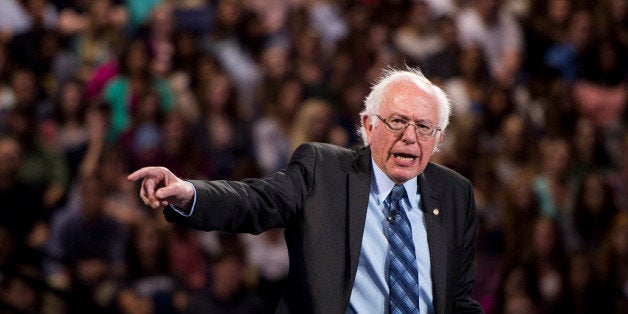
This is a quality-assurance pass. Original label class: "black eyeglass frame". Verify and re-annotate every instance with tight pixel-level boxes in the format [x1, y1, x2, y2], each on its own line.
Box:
[375, 114, 442, 138]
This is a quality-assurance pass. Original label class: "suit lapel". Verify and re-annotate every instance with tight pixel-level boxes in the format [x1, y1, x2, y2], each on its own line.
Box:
[343, 147, 371, 306]
[419, 170, 447, 314]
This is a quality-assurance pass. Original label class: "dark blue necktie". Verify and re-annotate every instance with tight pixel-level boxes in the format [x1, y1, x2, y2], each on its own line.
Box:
[387, 185, 420, 313]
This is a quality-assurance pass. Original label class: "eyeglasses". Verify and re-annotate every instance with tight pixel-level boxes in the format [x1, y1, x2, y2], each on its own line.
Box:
[375, 115, 441, 138]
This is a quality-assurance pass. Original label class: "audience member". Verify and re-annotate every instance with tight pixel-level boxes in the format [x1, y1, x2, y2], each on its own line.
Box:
[102, 38, 174, 142]
[596, 211, 628, 313]
[444, 45, 490, 119]
[544, 9, 593, 83]
[393, 1, 443, 66]
[494, 263, 542, 314]
[554, 251, 612, 314]
[252, 78, 302, 176]
[194, 71, 249, 179]
[47, 79, 89, 182]
[6, 104, 69, 211]
[456, 0, 523, 87]
[45, 175, 127, 312]
[523, 0, 572, 79]
[501, 172, 540, 263]
[573, 172, 618, 251]
[421, 14, 461, 83]
[533, 137, 575, 226]
[185, 241, 263, 314]
[0, 136, 45, 250]
[242, 229, 289, 314]
[525, 217, 565, 311]
[116, 220, 182, 314]
[289, 97, 346, 152]
[72, 0, 125, 83]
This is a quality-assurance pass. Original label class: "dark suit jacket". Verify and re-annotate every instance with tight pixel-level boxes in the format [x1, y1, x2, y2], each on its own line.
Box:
[164, 143, 484, 314]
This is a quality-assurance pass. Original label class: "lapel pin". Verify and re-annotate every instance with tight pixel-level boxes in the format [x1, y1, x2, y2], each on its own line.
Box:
[433, 208, 440, 216]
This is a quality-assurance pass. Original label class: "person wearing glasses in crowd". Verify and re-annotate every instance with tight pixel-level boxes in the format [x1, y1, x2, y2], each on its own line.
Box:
[129, 68, 484, 314]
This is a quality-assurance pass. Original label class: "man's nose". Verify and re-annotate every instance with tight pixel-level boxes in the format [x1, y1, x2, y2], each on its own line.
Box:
[401, 125, 417, 143]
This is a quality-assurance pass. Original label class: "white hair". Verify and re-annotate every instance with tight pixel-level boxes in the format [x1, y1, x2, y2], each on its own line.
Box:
[358, 67, 452, 145]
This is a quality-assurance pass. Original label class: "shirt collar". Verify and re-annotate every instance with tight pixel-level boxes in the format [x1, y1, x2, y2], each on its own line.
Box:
[370, 158, 419, 209]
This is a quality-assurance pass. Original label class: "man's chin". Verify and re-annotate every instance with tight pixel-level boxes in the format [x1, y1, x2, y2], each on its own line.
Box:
[389, 170, 419, 184]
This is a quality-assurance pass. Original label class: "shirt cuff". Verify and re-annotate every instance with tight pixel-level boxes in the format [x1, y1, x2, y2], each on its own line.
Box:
[167, 181, 197, 217]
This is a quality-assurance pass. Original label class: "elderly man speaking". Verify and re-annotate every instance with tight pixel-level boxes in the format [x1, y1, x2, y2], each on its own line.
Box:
[129, 68, 484, 314]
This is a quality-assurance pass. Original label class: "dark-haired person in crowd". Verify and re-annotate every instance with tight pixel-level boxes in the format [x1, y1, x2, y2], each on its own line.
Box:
[0, 136, 45, 254]
[129, 68, 484, 313]
[45, 175, 126, 312]
[185, 237, 263, 314]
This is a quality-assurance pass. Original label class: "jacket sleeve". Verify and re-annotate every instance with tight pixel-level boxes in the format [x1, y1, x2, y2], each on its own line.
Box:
[163, 143, 317, 234]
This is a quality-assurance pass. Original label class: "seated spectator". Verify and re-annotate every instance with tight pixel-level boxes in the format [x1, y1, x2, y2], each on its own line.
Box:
[392, 1, 443, 66]
[102, 38, 174, 142]
[444, 45, 490, 119]
[252, 78, 303, 176]
[115, 220, 182, 314]
[47, 79, 89, 183]
[525, 217, 565, 311]
[0, 136, 46, 251]
[45, 175, 127, 312]
[456, 0, 523, 87]
[494, 264, 542, 314]
[167, 224, 210, 291]
[501, 172, 540, 263]
[570, 116, 614, 183]
[573, 37, 627, 129]
[533, 137, 575, 224]
[142, 2, 176, 78]
[573, 172, 618, 251]
[422, 15, 461, 83]
[185, 239, 263, 314]
[194, 72, 250, 179]
[4, 67, 48, 120]
[201, 0, 261, 118]
[522, 0, 572, 79]
[554, 251, 612, 313]
[119, 89, 165, 167]
[493, 114, 533, 185]
[5, 104, 69, 211]
[99, 147, 149, 227]
[596, 211, 628, 313]
[242, 229, 289, 314]
[72, 0, 126, 83]
[289, 98, 347, 153]
[544, 9, 593, 83]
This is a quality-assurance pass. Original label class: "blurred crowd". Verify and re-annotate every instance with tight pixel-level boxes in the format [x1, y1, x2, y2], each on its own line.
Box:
[0, 0, 626, 313]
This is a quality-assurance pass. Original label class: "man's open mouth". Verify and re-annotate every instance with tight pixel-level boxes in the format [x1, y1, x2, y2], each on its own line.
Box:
[393, 153, 416, 162]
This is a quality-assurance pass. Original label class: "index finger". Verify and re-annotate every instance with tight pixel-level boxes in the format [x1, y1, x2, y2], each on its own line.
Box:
[127, 167, 159, 182]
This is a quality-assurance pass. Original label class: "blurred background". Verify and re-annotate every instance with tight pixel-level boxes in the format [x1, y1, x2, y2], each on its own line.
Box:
[0, 0, 626, 313]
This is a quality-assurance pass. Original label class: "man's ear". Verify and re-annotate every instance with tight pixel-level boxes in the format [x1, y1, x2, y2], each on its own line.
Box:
[436, 130, 445, 146]
[362, 115, 373, 145]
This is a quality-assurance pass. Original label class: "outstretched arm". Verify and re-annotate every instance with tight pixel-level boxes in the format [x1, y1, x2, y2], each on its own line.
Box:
[127, 143, 318, 234]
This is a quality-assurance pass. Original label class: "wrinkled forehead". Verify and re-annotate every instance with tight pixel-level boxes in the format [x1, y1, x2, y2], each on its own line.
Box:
[380, 80, 439, 113]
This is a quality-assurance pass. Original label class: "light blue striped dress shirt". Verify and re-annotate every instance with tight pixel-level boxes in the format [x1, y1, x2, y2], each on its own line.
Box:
[347, 160, 434, 314]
